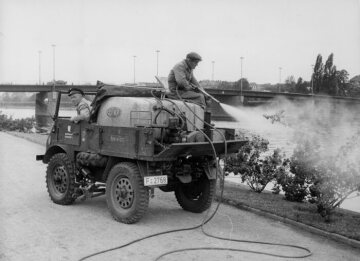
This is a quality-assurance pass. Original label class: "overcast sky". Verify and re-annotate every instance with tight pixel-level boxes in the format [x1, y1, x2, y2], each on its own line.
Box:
[0, 0, 359, 85]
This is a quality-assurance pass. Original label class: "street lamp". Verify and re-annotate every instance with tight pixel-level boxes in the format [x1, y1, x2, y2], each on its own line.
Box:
[211, 61, 215, 81]
[133, 55, 136, 84]
[240, 57, 244, 94]
[278, 67, 282, 92]
[156, 50, 160, 76]
[51, 44, 56, 83]
[51, 44, 56, 99]
[38, 50, 42, 85]
[279, 67, 282, 83]
[311, 64, 314, 94]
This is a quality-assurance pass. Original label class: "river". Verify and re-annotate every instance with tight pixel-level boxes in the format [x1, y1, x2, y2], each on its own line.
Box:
[1, 102, 359, 213]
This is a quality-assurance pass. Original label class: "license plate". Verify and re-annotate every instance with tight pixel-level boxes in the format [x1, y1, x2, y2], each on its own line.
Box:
[144, 175, 168, 186]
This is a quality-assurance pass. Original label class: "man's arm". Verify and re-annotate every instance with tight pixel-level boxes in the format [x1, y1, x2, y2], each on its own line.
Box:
[71, 103, 91, 123]
[190, 73, 203, 90]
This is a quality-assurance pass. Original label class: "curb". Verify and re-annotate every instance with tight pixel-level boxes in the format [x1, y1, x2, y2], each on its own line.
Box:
[5, 131, 47, 146]
[217, 195, 360, 249]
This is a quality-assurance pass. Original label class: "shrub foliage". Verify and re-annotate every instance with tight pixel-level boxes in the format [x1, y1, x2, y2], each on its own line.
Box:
[0, 111, 35, 132]
[224, 136, 284, 193]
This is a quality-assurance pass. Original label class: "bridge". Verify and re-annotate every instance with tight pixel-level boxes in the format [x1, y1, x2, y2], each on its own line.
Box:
[1, 84, 360, 128]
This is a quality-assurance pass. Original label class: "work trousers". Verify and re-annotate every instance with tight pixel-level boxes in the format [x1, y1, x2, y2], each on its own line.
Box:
[168, 89, 206, 107]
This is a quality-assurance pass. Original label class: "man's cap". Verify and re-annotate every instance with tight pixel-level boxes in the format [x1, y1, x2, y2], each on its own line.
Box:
[68, 88, 84, 96]
[186, 52, 202, 61]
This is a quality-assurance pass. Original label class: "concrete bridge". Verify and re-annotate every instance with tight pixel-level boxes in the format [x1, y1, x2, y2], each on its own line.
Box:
[1, 84, 360, 127]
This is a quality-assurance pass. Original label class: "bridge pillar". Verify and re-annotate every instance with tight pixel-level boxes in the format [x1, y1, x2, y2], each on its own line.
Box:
[240, 95, 244, 104]
[35, 92, 57, 131]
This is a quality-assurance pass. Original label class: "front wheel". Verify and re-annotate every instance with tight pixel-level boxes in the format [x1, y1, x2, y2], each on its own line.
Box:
[46, 153, 76, 205]
[175, 177, 216, 213]
[106, 162, 149, 224]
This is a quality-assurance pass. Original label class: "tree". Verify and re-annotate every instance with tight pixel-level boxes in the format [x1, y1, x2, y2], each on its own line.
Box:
[313, 54, 324, 94]
[323, 53, 338, 95]
[312, 53, 350, 96]
[284, 75, 296, 92]
[234, 78, 250, 90]
[336, 69, 349, 96]
[295, 77, 311, 94]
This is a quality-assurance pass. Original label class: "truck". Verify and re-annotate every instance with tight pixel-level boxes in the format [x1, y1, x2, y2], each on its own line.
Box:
[36, 81, 246, 224]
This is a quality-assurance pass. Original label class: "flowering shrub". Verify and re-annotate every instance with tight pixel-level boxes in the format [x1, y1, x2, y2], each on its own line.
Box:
[274, 139, 320, 202]
[274, 131, 360, 221]
[307, 131, 360, 221]
[224, 135, 284, 193]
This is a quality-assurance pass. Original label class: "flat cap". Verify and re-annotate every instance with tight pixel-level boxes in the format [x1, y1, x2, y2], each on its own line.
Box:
[68, 88, 84, 96]
[186, 52, 202, 61]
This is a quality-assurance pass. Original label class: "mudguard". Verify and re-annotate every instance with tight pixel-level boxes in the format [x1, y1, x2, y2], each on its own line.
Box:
[43, 144, 74, 163]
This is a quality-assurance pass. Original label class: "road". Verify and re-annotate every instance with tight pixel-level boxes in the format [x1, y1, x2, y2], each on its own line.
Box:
[0, 131, 359, 261]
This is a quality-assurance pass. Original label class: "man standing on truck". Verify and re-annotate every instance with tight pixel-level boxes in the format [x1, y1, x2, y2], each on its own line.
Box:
[68, 88, 92, 123]
[168, 52, 208, 107]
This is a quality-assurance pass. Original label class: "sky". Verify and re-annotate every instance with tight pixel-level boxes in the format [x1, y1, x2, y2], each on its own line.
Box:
[0, 0, 359, 85]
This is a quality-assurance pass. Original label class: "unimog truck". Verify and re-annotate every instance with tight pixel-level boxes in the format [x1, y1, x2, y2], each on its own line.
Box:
[36, 82, 246, 224]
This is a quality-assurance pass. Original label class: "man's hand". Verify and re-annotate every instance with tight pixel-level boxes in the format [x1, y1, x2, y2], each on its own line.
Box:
[70, 116, 80, 124]
[190, 83, 199, 91]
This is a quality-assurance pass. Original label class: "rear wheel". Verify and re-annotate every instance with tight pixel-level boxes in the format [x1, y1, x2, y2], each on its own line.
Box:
[46, 153, 76, 205]
[106, 162, 149, 224]
[175, 177, 216, 213]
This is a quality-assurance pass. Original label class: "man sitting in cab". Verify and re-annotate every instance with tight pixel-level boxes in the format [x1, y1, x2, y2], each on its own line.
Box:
[68, 88, 92, 123]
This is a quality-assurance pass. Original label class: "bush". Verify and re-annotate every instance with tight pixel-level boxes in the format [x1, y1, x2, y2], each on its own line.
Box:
[275, 139, 320, 202]
[224, 135, 284, 193]
[0, 111, 35, 132]
[275, 131, 360, 221]
[307, 132, 360, 221]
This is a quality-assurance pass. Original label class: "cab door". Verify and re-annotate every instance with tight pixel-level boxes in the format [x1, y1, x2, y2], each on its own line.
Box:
[57, 119, 81, 146]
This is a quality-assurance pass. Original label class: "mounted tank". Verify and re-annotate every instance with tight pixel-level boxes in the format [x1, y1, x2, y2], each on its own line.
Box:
[96, 97, 204, 133]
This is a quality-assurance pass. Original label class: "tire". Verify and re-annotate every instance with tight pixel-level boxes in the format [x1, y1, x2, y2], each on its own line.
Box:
[46, 153, 76, 205]
[106, 162, 149, 224]
[175, 177, 216, 213]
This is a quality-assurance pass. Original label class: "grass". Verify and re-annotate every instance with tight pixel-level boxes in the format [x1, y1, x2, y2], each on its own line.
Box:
[220, 181, 360, 241]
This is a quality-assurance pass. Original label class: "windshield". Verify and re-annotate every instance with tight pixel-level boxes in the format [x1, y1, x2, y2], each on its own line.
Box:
[57, 92, 95, 118]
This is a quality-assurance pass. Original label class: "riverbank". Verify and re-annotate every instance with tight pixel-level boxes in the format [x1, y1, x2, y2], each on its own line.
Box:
[5, 130, 360, 248]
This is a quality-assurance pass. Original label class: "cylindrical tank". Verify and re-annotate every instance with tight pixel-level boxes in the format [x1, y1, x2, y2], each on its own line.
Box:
[96, 97, 204, 138]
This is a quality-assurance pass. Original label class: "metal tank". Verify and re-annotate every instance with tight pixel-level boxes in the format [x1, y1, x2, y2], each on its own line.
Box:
[96, 97, 204, 138]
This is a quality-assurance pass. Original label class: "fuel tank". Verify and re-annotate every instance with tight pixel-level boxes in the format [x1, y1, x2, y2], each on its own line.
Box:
[96, 97, 204, 135]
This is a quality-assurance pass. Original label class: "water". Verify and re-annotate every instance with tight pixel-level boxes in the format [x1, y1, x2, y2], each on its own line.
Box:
[0, 107, 37, 119]
[0, 106, 75, 119]
[1, 104, 359, 213]
[216, 100, 360, 213]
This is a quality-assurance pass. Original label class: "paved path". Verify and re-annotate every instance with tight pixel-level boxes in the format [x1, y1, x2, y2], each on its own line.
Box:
[0, 131, 359, 261]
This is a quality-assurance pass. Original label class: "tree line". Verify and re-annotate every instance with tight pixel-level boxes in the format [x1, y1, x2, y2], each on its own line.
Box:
[201, 53, 360, 98]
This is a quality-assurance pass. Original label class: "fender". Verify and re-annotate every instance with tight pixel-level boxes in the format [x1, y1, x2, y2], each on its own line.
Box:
[43, 144, 74, 163]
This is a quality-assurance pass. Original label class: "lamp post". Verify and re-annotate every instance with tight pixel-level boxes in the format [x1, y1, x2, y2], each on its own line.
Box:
[311, 64, 314, 94]
[51, 44, 56, 99]
[156, 50, 160, 76]
[51, 44, 56, 83]
[38, 50, 42, 85]
[240, 56, 244, 94]
[133, 55, 136, 84]
[278, 67, 282, 92]
[211, 61, 215, 81]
